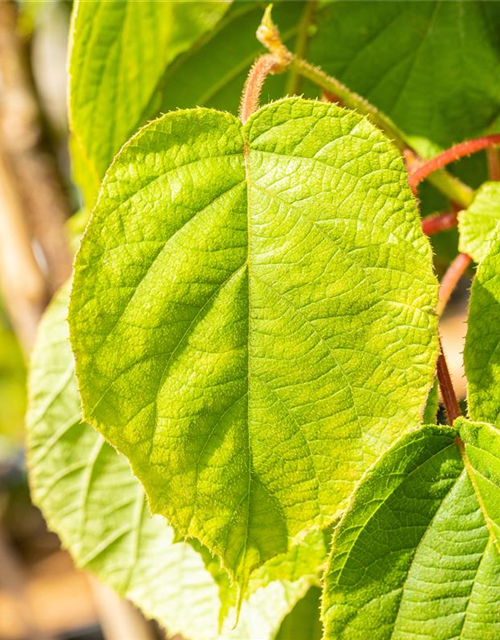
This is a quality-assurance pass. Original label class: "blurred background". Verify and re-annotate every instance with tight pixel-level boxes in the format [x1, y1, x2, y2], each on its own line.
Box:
[0, 1, 471, 639]
[0, 1, 161, 638]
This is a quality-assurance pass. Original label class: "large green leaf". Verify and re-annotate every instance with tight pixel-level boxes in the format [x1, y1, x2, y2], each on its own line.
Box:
[27, 284, 326, 640]
[322, 421, 500, 639]
[465, 227, 500, 424]
[309, 1, 500, 157]
[69, 97, 438, 582]
[459, 182, 500, 263]
[69, 0, 230, 206]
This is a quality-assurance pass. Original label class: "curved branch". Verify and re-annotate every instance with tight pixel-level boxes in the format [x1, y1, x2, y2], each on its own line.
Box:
[437, 253, 471, 317]
[409, 134, 500, 191]
[239, 54, 284, 123]
[421, 210, 458, 236]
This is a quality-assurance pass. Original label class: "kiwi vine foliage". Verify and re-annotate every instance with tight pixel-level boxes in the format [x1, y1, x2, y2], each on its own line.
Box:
[26, 2, 500, 639]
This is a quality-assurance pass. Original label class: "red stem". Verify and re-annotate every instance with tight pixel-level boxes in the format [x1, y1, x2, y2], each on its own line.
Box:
[409, 133, 500, 190]
[434, 252, 471, 425]
[437, 341, 461, 425]
[487, 147, 500, 181]
[239, 54, 280, 124]
[421, 210, 458, 236]
[322, 90, 343, 106]
[437, 253, 471, 316]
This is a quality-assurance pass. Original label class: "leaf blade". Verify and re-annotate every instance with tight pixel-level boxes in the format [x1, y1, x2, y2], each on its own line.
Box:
[464, 227, 500, 424]
[69, 98, 439, 581]
[322, 424, 500, 640]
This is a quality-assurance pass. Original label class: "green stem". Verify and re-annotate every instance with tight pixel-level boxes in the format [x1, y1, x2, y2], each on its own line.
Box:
[291, 56, 408, 151]
[290, 56, 474, 207]
[285, 0, 317, 95]
[426, 171, 474, 208]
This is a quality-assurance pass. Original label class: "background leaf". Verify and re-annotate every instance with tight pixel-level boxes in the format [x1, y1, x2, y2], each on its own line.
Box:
[27, 284, 326, 640]
[322, 423, 500, 640]
[69, 0, 231, 206]
[157, 1, 309, 114]
[459, 182, 500, 263]
[69, 98, 438, 582]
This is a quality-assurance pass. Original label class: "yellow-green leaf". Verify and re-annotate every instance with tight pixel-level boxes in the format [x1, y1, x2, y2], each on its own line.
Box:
[69, 98, 438, 583]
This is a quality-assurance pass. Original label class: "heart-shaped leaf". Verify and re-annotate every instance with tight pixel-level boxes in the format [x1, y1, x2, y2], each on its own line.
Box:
[69, 97, 438, 582]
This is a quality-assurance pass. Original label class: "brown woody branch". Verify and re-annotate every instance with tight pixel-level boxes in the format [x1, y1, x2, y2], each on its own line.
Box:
[0, 0, 74, 352]
[0, 0, 72, 299]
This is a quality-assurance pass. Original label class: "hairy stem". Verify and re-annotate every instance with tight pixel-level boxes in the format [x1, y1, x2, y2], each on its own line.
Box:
[409, 134, 500, 191]
[405, 149, 473, 206]
[257, 8, 473, 208]
[421, 210, 458, 236]
[437, 253, 471, 317]
[437, 341, 461, 425]
[291, 56, 408, 151]
[239, 54, 283, 123]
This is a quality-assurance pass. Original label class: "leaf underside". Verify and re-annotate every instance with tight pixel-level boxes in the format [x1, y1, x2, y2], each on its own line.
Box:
[26, 284, 327, 640]
[322, 421, 500, 640]
[69, 97, 438, 582]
